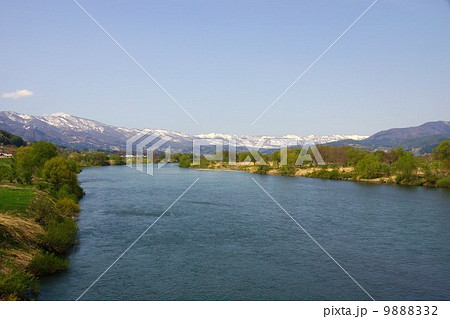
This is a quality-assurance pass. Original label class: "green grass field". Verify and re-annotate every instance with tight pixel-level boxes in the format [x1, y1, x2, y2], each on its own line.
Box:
[0, 187, 35, 213]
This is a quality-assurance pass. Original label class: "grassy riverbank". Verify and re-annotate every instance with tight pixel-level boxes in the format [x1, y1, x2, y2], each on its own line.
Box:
[193, 162, 447, 187]
[182, 141, 450, 188]
[0, 142, 82, 300]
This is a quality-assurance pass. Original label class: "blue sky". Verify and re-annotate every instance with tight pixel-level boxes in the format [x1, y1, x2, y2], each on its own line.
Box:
[1, 0, 449, 136]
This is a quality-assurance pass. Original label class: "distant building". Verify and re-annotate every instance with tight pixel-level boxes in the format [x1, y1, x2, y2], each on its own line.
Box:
[0, 153, 13, 158]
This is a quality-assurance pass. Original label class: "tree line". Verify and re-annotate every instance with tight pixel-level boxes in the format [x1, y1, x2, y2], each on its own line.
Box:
[173, 141, 450, 187]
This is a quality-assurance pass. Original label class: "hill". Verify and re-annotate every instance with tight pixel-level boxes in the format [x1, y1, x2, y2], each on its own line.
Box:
[327, 121, 450, 154]
[0, 129, 25, 147]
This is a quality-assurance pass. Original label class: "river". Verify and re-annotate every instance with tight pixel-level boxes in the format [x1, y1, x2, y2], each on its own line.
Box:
[39, 164, 450, 300]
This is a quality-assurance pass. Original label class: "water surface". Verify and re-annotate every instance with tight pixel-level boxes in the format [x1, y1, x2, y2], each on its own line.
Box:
[40, 164, 450, 300]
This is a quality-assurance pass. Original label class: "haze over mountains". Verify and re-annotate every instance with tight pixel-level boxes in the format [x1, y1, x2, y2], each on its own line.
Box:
[0, 111, 448, 154]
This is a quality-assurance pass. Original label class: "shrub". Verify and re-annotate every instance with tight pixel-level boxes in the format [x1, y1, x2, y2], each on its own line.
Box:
[279, 165, 296, 176]
[109, 154, 125, 165]
[56, 198, 80, 218]
[256, 165, 271, 175]
[29, 195, 59, 225]
[28, 252, 69, 276]
[56, 183, 83, 201]
[42, 217, 78, 254]
[436, 176, 450, 188]
[0, 269, 39, 300]
[308, 169, 341, 180]
[339, 171, 353, 179]
[42, 157, 83, 200]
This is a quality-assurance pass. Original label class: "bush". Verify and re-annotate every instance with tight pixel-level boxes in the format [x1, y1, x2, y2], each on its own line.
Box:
[0, 269, 39, 300]
[42, 157, 83, 200]
[42, 217, 78, 254]
[255, 165, 271, 175]
[308, 169, 341, 180]
[109, 154, 125, 165]
[436, 176, 450, 188]
[279, 165, 296, 176]
[354, 154, 383, 179]
[28, 252, 69, 276]
[56, 183, 83, 201]
[178, 154, 192, 168]
[56, 198, 80, 218]
[29, 195, 59, 225]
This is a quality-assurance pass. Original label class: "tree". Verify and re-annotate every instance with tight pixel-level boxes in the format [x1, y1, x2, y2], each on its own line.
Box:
[286, 148, 301, 166]
[385, 148, 403, 165]
[237, 152, 254, 163]
[316, 145, 350, 165]
[13, 142, 58, 183]
[433, 140, 450, 161]
[109, 153, 125, 165]
[433, 140, 450, 170]
[393, 151, 417, 182]
[84, 151, 109, 166]
[41, 157, 83, 199]
[14, 146, 35, 183]
[178, 153, 192, 168]
[270, 148, 300, 167]
[271, 151, 280, 167]
[354, 153, 383, 179]
[30, 141, 58, 169]
[346, 148, 367, 166]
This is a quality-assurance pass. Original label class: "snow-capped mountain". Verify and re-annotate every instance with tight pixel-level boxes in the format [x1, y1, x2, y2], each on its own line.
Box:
[0, 111, 368, 151]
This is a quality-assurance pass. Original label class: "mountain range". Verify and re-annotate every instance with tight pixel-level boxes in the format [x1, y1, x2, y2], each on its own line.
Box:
[327, 121, 450, 154]
[0, 111, 449, 154]
[0, 111, 368, 152]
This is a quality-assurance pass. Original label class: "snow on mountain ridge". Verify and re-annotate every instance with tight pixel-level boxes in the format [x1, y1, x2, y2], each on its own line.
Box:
[0, 111, 368, 150]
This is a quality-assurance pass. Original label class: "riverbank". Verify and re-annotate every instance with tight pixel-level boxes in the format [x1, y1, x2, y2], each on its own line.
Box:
[0, 143, 83, 300]
[191, 162, 450, 188]
[0, 184, 81, 300]
[179, 141, 450, 188]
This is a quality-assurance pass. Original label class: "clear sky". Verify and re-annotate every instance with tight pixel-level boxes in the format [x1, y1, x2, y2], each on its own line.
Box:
[1, 0, 449, 136]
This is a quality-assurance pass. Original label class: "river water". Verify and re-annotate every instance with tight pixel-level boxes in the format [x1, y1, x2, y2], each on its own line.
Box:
[39, 164, 450, 300]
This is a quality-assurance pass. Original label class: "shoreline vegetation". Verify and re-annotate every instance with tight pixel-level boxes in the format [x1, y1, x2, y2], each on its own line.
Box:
[75, 140, 450, 188]
[0, 141, 83, 300]
[175, 142, 450, 188]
